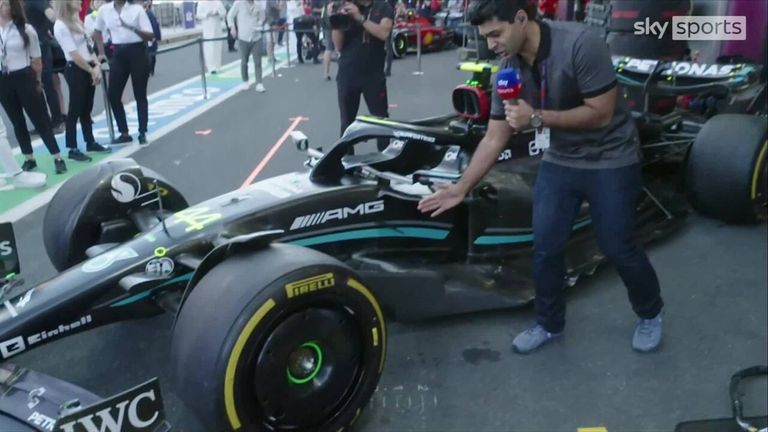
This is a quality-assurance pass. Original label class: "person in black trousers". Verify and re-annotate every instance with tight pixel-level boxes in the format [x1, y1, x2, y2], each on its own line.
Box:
[0, 0, 66, 174]
[294, 12, 320, 63]
[93, 0, 154, 145]
[333, 0, 394, 138]
[24, 0, 65, 133]
[142, 0, 161, 76]
[53, 0, 110, 161]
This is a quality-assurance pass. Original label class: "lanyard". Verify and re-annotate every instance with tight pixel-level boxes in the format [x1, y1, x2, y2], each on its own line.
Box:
[539, 61, 547, 110]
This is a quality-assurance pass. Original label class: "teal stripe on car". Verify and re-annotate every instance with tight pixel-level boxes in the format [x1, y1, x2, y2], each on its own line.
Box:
[473, 218, 592, 245]
[110, 272, 194, 307]
[289, 227, 450, 247]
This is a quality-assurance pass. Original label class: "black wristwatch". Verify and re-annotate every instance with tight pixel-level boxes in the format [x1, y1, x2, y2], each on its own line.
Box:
[530, 111, 543, 129]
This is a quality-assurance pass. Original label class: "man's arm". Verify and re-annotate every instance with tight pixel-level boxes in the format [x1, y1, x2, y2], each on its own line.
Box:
[455, 119, 513, 194]
[124, 10, 155, 42]
[332, 29, 344, 51]
[506, 28, 618, 131]
[227, 2, 238, 36]
[360, 17, 392, 42]
[540, 87, 615, 129]
[417, 119, 512, 217]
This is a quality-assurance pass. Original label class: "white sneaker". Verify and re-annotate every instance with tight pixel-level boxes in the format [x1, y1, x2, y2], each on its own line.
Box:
[254, 83, 266, 93]
[13, 171, 47, 189]
[0, 177, 12, 192]
[240, 82, 251, 92]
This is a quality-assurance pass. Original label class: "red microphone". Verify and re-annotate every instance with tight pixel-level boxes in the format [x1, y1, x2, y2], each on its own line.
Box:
[496, 68, 522, 105]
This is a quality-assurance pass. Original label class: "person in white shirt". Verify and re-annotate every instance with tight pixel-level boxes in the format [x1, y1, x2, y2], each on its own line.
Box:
[0, 0, 67, 174]
[0, 116, 47, 190]
[227, 0, 267, 92]
[197, 0, 226, 74]
[92, 0, 154, 145]
[53, 0, 110, 162]
[83, 0, 101, 37]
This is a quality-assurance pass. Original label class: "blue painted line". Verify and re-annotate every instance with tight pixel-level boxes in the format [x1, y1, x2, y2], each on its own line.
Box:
[473, 218, 592, 245]
[110, 272, 193, 307]
[289, 227, 450, 246]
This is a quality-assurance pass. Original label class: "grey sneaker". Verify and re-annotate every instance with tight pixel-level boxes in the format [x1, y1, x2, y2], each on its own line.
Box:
[632, 311, 663, 353]
[512, 325, 563, 354]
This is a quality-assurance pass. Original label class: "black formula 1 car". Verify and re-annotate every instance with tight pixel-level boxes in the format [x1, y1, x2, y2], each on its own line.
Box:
[0, 57, 765, 432]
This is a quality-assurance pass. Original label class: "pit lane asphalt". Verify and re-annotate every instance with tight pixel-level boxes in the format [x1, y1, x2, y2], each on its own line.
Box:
[10, 49, 768, 432]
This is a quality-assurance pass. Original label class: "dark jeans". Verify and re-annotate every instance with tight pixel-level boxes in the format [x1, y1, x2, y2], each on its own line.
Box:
[40, 42, 64, 125]
[64, 63, 96, 149]
[532, 161, 663, 333]
[109, 43, 150, 135]
[337, 75, 389, 137]
[0, 67, 61, 156]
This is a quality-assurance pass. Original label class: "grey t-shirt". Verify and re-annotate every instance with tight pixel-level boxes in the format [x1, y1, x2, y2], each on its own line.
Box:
[490, 20, 640, 169]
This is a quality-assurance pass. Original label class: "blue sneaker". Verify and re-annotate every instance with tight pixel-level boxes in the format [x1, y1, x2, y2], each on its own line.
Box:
[512, 325, 563, 354]
[632, 310, 663, 353]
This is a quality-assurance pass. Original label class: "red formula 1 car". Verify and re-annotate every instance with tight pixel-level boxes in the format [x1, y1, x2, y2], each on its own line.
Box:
[392, 10, 453, 58]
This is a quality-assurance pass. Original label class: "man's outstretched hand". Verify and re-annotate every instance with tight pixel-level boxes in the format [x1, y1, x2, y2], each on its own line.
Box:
[417, 183, 467, 218]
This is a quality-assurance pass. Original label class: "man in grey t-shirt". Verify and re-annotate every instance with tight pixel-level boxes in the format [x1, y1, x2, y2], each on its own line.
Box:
[418, 0, 664, 354]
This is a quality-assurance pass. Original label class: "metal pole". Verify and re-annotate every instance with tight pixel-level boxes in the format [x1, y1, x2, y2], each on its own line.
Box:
[270, 29, 277, 77]
[197, 37, 208, 99]
[285, 25, 291, 66]
[412, 24, 423, 76]
[100, 62, 115, 144]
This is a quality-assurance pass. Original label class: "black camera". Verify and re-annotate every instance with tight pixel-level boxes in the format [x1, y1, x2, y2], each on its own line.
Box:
[328, 1, 354, 31]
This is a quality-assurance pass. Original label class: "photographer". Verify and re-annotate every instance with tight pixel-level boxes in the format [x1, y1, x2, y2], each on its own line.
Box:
[332, 0, 394, 137]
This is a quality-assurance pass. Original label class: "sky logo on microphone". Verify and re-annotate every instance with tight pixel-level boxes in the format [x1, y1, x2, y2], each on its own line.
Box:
[496, 68, 522, 100]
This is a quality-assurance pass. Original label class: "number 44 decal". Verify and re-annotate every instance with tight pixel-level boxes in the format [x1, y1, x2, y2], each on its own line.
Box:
[170, 207, 223, 232]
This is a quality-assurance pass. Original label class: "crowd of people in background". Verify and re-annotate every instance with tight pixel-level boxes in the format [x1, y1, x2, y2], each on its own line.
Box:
[1, 0, 463, 191]
[0, 0, 159, 190]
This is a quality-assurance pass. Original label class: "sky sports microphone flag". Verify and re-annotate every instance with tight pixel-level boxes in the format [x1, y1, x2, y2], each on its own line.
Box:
[496, 68, 522, 102]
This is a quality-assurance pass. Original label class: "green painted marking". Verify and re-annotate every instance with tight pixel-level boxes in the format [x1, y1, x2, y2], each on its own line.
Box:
[0, 152, 113, 214]
[286, 342, 323, 385]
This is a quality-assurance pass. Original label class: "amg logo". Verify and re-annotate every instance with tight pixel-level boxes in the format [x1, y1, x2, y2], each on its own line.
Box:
[290, 200, 384, 231]
[393, 130, 436, 143]
[285, 273, 335, 299]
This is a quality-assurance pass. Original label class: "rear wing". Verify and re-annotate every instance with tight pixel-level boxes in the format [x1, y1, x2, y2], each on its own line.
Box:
[612, 56, 763, 96]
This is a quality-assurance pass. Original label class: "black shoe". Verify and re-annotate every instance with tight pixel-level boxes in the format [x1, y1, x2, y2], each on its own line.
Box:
[139, 134, 148, 145]
[112, 135, 132, 144]
[54, 159, 67, 174]
[68, 149, 93, 162]
[21, 159, 37, 171]
[86, 142, 111, 153]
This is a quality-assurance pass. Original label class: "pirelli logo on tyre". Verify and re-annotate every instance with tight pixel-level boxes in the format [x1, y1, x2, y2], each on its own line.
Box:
[285, 273, 335, 298]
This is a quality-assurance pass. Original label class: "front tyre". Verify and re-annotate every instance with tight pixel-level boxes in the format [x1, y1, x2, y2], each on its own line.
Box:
[686, 114, 767, 223]
[171, 244, 386, 431]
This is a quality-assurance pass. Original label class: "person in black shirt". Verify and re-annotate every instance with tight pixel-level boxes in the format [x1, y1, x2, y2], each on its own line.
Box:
[333, 0, 394, 137]
[24, 0, 65, 132]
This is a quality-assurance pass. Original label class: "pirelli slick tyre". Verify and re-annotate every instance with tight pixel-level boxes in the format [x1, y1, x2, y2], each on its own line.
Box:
[686, 114, 768, 223]
[171, 243, 386, 432]
[393, 32, 408, 58]
[42, 159, 187, 271]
